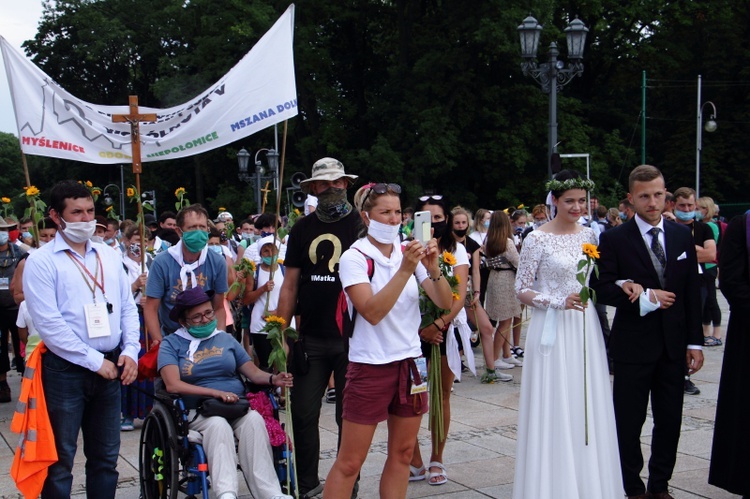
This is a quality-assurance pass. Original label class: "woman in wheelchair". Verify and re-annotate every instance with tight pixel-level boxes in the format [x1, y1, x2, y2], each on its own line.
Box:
[158, 286, 294, 499]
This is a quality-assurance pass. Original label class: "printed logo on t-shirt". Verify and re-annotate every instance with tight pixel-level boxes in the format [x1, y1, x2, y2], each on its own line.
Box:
[168, 273, 209, 304]
[308, 233, 343, 275]
[181, 345, 223, 376]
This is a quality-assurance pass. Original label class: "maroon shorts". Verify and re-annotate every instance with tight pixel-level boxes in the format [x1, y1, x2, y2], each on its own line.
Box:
[342, 358, 427, 425]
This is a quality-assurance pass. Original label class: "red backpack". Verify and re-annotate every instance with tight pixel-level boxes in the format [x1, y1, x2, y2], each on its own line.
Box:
[335, 249, 374, 338]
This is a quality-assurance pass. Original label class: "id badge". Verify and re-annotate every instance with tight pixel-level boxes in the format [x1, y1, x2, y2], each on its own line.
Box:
[411, 356, 428, 395]
[85, 302, 112, 338]
[0, 277, 8, 290]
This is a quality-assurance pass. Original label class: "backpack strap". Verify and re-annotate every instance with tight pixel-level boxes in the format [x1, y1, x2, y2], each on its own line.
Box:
[336, 248, 374, 337]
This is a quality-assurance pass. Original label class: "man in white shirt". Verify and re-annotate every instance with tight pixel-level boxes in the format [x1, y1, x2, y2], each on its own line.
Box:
[23, 180, 140, 498]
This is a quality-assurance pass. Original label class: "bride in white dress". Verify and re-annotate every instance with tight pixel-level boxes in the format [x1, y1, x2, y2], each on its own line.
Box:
[513, 171, 624, 499]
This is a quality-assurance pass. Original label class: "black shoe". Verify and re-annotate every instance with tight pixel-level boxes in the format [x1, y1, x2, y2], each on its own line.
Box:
[684, 379, 700, 395]
[0, 381, 11, 403]
[300, 483, 323, 499]
[461, 362, 469, 373]
[15, 357, 25, 374]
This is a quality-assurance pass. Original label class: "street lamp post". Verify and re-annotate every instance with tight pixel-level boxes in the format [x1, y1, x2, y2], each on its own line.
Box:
[141, 190, 157, 218]
[237, 148, 280, 213]
[695, 75, 717, 199]
[518, 15, 589, 179]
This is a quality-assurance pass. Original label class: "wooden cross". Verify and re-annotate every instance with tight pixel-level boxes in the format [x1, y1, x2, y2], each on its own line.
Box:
[112, 96, 157, 335]
[261, 181, 272, 212]
[112, 95, 157, 174]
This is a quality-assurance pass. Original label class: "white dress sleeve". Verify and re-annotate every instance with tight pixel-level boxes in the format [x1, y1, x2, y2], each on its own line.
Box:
[514, 232, 566, 310]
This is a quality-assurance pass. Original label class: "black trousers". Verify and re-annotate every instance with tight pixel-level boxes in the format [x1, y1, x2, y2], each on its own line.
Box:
[613, 353, 684, 496]
[290, 335, 349, 493]
[0, 307, 20, 374]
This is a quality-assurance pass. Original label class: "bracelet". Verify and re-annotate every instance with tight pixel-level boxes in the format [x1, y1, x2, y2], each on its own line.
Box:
[473, 291, 480, 295]
[269, 374, 274, 386]
[429, 274, 442, 282]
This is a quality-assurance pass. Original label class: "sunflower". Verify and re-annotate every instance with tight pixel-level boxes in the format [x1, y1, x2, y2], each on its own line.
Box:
[1, 197, 10, 204]
[442, 251, 456, 266]
[126, 187, 135, 198]
[85, 180, 93, 188]
[175, 187, 186, 197]
[106, 205, 113, 212]
[582, 243, 600, 260]
[25, 186, 40, 197]
[264, 315, 286, 328]
[92, 189, 102, 196]
[452, 292, 461, 301]
[219, 207, 226, 212]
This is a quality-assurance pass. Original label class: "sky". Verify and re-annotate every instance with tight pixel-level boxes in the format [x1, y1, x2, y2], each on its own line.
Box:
[0, 0, 45, 135]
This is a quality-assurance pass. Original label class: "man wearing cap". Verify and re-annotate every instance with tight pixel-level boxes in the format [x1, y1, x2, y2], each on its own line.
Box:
[22, 180, 140, 497]
[278, 157, 361, 498]
[145, 204, 228, 341]
[0, 215, 26, 401]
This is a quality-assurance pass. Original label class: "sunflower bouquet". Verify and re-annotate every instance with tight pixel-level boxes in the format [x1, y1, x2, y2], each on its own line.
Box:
[126, 185, 154, 230]
[228, 259, 256, 296]
[261, 314, 299, 496]
[418, 250, 460, 448]
[174, 187, 190, 211]
[576, 242, 600, 445]
[18, 186, 46, 245]
[1, 197, 13, 219]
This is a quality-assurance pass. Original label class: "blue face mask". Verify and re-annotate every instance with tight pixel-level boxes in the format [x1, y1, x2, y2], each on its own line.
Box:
[483, 220, 490, 229]
[260, 230, 274, 238]
[695, 211, 704, 222]
[675, 210, 695, 222]
[22, 231, 33, 241]
[209, 245, 223, 255]
[619, 212, 627, 221]
[0, 232, 8, 245]
[262, 255, 277, 266]
[104, 238, 115, 245]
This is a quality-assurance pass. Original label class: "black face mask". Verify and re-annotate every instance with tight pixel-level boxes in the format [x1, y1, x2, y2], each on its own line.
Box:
[453, 228, 468, 238]
[432, 221, 448, 239]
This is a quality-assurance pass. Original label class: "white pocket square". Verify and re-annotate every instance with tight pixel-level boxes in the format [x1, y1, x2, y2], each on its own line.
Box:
[677, 251, 687, 261]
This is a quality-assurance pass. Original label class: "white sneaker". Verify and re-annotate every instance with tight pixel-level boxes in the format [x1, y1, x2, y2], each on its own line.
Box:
[494, 371, 513, 382]
[494, 358, 515, 370]
[503, 356, 523, 367]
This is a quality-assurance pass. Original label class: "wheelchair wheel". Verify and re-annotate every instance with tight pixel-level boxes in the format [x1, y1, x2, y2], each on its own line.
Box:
[140, 402, 180, 499]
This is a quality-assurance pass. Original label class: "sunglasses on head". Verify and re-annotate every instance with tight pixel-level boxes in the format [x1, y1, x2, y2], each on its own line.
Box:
[362, 183, 402, 207]
[418, 194, 443, 202]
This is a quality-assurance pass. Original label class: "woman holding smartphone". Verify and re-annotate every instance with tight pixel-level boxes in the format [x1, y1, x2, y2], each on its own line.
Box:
[323, 183, 452, 498]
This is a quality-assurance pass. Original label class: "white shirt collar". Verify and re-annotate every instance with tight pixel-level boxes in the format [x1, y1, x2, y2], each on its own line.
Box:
[634, 214, 664, 238]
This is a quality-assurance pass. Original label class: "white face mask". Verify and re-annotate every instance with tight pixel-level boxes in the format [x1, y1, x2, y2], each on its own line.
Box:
[366, 214, 400, 244]
[61, 218, 97, 244]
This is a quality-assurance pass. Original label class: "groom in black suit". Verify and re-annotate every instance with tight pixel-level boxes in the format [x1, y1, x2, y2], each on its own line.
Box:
[591, 165, 703, 499]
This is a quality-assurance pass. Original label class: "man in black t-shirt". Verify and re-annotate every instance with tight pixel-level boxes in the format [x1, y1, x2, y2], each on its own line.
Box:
[278, 157, 360, 498]
[673, 187, 716, 395]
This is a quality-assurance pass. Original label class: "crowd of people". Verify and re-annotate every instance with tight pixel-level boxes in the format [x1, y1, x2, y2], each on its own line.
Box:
[2, 158, 747, 499]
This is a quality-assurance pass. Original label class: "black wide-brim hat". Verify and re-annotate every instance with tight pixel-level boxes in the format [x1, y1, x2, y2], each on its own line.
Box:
[169, 286, 215, 323]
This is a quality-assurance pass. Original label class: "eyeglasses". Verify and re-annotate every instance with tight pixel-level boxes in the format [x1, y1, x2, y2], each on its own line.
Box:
[186, 308, 215, 324]
[418, 194, 443, 202]
[362, 183, 401, 207]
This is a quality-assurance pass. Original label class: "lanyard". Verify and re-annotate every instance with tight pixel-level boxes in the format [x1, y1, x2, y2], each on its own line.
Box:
[65, 249, 113, 313]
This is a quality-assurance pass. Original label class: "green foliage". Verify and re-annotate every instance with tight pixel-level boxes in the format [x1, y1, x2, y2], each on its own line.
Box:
[1, 0, 747, 219]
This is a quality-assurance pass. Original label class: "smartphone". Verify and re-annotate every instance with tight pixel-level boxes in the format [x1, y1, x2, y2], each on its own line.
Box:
[413, 211, 432, 245]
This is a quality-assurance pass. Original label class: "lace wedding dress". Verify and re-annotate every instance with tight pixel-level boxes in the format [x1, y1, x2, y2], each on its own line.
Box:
[512, 228, 623, 499]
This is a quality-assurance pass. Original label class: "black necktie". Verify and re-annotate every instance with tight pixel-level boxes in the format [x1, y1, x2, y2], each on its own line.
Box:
[648, 227, 666, 268]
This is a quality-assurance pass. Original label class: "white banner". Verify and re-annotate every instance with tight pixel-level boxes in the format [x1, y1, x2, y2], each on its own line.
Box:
[0, 4, 297, 165]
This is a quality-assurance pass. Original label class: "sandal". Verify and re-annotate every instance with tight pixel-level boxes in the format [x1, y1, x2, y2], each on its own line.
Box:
[427, 461, 447, 486]
[513, 346, 525, 358]
[325, 388, 336, 404]
[409, 464, 426, 482]
[703, 336, 722, 347]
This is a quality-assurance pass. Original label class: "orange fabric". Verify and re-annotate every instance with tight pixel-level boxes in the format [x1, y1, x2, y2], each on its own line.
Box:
[11, 342, 58, 498]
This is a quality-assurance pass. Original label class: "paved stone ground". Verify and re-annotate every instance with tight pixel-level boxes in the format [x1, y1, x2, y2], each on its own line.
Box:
[0, 296, 740, 498]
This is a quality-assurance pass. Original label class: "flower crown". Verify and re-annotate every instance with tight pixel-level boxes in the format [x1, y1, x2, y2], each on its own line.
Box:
[545, 177, 596, 192]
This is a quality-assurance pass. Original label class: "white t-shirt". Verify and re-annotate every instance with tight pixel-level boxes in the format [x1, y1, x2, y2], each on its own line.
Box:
[339, 238, 428, 365]
[250, 266, 285, 334]
[469, 231, 487, 246]
[16, 301, 40, 360]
